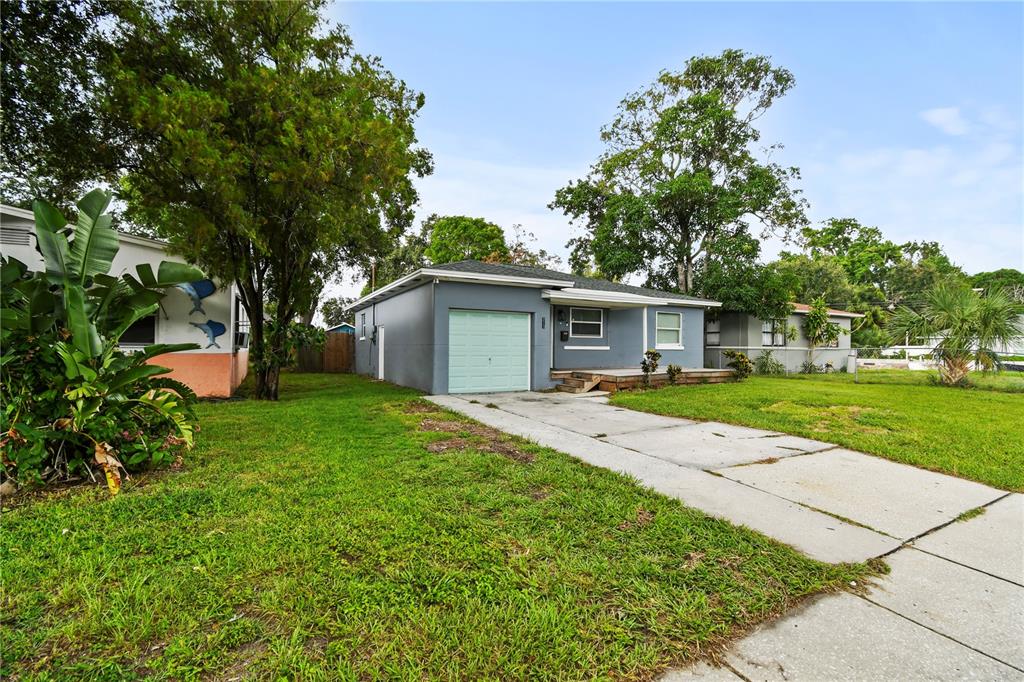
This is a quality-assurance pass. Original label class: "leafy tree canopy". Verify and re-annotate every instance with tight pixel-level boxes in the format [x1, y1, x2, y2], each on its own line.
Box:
[970, 269, 1024, 302]
[108, 0, 431, 399]
[359, 215, 560, 296]
[693, 230, 795, 320]
[423, 215, 509, 265]
[320, 296, 355, 327]
[0, 0, 121, 209]
[552, 49, 807, 293]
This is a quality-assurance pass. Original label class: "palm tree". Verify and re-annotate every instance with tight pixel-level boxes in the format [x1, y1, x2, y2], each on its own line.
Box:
[888, 283, 1023, 386]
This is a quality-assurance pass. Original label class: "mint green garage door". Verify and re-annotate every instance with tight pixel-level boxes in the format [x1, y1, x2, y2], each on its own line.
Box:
[448, 310, 530, 393]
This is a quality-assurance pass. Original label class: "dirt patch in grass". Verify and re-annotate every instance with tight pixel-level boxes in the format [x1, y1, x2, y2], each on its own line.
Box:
[403, 401, 442, 415]
[761, 401, 893, 435]
[420, 417, 535, 463]
[529, 485, 552, 501]
[424, 434, 535, 463]
[209, 640, 268, 681]
[425, 437, 474, 453]
[618, 507, 655, 531]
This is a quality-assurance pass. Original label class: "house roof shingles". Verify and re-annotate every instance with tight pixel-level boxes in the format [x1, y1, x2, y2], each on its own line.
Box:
[430, 260, 716, 304]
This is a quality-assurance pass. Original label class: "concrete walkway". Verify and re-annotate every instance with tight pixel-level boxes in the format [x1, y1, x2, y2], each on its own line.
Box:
[427, 391, 1023, 680]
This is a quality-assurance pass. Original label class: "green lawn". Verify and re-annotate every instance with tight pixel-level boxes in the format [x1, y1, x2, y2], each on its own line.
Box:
[611, 371, 1024, 492]
[1, 374, 873, 680]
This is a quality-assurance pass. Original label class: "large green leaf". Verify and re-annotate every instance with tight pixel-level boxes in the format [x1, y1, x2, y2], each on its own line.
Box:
[139, 342, 200, 360]
[156, 261, 204, 285]
[64, 284, 103, 356]
[69, 193, 119, 283]
[32, 199, 71, 282]
[1, 256, 26, 287]
[108, 302, 159, 344]
[106, 364, 169, 392]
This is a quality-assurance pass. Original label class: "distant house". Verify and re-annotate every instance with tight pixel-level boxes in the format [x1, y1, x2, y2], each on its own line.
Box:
[346, 260, 722, 394]
[326, 322, 355, 334]
[704, 303, 864, 372]
[1, 204, 250, 397]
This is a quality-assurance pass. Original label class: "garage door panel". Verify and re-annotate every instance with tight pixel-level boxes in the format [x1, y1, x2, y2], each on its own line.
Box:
[448, 310, 530, 393]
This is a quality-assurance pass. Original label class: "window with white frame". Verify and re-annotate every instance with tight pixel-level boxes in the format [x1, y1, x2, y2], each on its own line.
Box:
[656, 312, 683, 348]
[360, 312, 367, 339]
[705, 316, 720, 347]
[569, 307, 603, 338]
[761, 319, 786, 347]
[234, 296, 250, 349]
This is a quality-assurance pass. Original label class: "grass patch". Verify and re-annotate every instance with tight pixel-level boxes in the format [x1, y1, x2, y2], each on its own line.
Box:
[955, 506, 988, 523]
[611, 372, 1024, 491]
[1, 374, 874, 680]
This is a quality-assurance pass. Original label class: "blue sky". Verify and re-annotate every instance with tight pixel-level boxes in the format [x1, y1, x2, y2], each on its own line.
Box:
[328, 1, 1023, 295]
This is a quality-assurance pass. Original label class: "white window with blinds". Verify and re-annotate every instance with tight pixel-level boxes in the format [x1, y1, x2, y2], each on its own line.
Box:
[705, 317, 720, 346]
[761, 319, 786, 347]
[569, 307, 603, 338]
[656, 312, 683, 349]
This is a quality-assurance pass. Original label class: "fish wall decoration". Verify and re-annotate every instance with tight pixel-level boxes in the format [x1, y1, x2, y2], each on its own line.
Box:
[176, 279, 217, 315]
[190, 320, 227, 349]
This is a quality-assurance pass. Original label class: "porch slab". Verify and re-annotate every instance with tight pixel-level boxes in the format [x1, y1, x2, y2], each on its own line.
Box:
[715, 592, 1019, 681]
[602, 422, 832, 469]
[715, 448, 1005, 539]
[864, 548, 1024, 669]
[911, 493, 1023, 585]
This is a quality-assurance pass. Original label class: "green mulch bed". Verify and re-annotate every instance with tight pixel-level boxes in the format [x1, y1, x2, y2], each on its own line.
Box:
[611, 371, 1024, 492]
[1, 374, 874, 680]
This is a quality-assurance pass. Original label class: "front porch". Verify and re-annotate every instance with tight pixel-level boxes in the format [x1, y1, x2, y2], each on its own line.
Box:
[550, 367, 734, 393]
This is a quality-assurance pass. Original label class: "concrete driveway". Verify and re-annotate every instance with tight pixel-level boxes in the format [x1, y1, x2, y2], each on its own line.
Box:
[427, 391, 1023, 680]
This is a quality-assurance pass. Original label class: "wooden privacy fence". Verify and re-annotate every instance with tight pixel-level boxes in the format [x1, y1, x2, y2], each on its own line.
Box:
[297, 333, 354, 373]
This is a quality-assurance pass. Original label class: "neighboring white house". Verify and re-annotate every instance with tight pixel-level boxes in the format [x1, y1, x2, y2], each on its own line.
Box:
[1, 204, 249, 397]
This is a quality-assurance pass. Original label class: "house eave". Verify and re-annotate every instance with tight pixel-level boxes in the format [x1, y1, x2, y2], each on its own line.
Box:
[543, 287, 721, 308]
[344, 268, 576, 311]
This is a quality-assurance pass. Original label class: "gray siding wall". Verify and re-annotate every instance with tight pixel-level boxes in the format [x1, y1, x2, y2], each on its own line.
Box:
[705, 313, 855, 372]
[552, 305, 705, 369]
[431, 281, 555, 394]
[647, 306, 704, 369]
[552, 305, 643, 369]
[352, 283, 435, 392]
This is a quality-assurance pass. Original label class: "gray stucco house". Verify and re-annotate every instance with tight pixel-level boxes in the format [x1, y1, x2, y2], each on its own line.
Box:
[704, 304, 864, 373]
[347, 260, 721, 394]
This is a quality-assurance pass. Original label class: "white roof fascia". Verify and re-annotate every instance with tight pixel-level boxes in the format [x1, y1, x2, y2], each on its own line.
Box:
[543, 287, 721, 308]
[346, 269, 576, 311]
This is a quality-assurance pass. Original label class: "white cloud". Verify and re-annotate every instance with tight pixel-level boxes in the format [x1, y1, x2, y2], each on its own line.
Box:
[920, 106, 971, 136]
[772, 136, 1024, 274]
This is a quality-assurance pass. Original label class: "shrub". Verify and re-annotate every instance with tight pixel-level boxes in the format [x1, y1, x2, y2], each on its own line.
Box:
[1, 190, 204, 494]
[640, 349, 662, 387]
[666, 363, 682, 385]
[800, 360, 823, 374]
[723, 350, 753, 380]
[753, 350, 786, 375]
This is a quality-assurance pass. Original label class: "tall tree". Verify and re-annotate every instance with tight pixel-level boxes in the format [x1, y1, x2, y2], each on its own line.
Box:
[0, 0, 121, 208]
[110, 0, 431, 399]
[320, 295, 355, 327]
[552, 49, 807, 293]
[505, 224, 562, 269]
[693, 230, 795, 320]
[422, 215, 508, 265]
[969, 269, 1024, 302]
[799, 218, 903, 293]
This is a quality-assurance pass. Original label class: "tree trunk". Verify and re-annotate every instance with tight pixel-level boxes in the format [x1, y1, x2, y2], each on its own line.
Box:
[677, 260, 694, 294]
